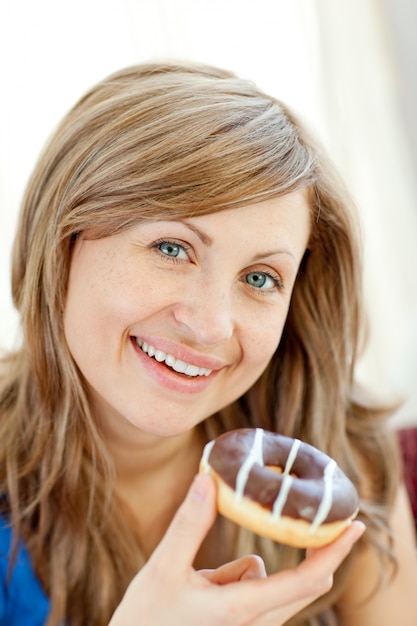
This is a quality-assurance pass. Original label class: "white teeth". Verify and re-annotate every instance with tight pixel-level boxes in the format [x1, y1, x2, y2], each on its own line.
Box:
[165, 354, 176, 367]
[154, 350, 166, 362]
[135, 338, 213, 377]
[185, 364, 200, 376]
[172, 359, 187, 374]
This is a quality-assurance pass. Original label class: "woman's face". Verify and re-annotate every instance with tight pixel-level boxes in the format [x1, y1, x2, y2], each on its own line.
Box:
[64, 193, 310, 438]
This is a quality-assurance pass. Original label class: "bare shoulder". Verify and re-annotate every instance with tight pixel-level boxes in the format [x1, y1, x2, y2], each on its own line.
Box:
[336, 484, 417, 625]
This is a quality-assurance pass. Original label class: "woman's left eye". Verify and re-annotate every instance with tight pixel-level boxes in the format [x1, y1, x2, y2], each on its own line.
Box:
[156, 240, 189, 260]
[245, 271, 282, 291]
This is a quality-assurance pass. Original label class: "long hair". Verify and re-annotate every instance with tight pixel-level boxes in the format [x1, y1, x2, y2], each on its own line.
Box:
[0, 62, 399, 625]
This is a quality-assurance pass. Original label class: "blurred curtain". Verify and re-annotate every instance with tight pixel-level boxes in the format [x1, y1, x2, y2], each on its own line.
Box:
[302, 0, 417, 423]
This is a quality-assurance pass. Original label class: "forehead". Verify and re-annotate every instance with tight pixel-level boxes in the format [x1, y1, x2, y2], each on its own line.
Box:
[182, 191, 312, 246]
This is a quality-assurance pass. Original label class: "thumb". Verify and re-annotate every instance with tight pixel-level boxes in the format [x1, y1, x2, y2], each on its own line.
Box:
[149, 473, 217, 575]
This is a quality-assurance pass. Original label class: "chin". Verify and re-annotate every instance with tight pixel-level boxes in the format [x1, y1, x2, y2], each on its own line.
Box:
[123, 414, 201, 439]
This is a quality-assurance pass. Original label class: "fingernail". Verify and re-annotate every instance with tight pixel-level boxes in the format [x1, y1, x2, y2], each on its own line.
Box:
[351, 520, 366, 542]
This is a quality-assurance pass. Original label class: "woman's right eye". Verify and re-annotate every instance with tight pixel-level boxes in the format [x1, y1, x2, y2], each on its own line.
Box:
[156, 240, 189, 261]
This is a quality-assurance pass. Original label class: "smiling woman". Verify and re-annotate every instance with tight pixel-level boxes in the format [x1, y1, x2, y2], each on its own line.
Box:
[64, 197, 309, 434]
[0, 62, 416, 626]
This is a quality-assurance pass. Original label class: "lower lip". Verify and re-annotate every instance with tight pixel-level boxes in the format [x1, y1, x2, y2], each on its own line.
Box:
[130, 338, 219, 394]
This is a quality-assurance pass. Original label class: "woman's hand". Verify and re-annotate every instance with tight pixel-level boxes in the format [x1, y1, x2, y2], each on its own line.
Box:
[109, 474, 365, 626]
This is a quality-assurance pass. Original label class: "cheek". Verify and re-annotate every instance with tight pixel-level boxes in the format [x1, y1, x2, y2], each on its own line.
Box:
[63, 254, 122, 365]
[63, 284, 102, 371]
[242, 309, 287, 371]
[64, 281, 130, 361]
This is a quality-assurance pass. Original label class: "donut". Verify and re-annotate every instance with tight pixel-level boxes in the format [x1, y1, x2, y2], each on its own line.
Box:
[199, 428, 359, 548]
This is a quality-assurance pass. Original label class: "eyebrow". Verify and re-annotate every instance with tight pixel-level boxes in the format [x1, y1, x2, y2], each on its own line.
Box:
[251, 249, 297, 263]
[182, 220, 213, 246]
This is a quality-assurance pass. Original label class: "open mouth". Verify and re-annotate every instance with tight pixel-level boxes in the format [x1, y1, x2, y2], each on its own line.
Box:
[135, 338, 213, 378]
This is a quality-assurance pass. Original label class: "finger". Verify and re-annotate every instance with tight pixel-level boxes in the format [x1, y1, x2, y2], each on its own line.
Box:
[148, 473, 217, 578]
[200, 554, 267, 585]
[302, 520, 366, 571]
[230, 520, 366, 619]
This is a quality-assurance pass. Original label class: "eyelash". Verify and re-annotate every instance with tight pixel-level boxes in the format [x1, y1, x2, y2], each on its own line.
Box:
[153, 239, 191, 263]
[152, 238, 284, 292]
[245, 271, 284, 294]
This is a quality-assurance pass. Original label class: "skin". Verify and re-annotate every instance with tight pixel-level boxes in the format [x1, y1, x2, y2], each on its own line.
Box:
[63, 192, 417, 624]
[64, 194, 311, 440]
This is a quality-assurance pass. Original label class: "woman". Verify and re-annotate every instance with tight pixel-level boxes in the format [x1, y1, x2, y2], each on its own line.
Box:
[1, 62, 416, 625]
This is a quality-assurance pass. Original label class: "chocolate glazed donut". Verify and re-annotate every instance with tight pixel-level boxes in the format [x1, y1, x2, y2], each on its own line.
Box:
[199, 428, 359, 548]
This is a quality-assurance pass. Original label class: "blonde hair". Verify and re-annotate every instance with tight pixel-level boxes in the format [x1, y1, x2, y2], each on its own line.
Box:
[0, 62, 399, 625]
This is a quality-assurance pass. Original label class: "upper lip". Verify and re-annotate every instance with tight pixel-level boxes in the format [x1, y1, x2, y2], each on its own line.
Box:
[132, 336, 228, 371]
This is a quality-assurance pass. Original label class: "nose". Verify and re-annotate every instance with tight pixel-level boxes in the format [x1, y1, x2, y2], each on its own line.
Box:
[171, 278, 234, 346]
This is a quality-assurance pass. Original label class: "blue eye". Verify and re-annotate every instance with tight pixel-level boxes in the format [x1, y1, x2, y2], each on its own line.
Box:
[245, 271, 279, 290]
[157, 241, 188, 259]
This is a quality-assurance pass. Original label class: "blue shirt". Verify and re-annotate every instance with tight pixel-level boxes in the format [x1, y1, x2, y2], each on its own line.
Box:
[0, 516, 50, 625]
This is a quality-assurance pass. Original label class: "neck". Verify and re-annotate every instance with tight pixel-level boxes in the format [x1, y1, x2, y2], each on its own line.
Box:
[110, 424, 204, 481]
[97, 411, 207, 556]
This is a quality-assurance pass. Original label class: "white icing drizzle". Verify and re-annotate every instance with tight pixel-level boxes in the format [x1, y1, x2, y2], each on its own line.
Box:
[234, 428, 264, 501]
[310, 459, 337, 532]
[204, 430, 339, 533]
[283, 438, 301, 475]
[270, 438, 300, 520]
[272, 474, 294, 521]
[200, 440, 215, 473]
